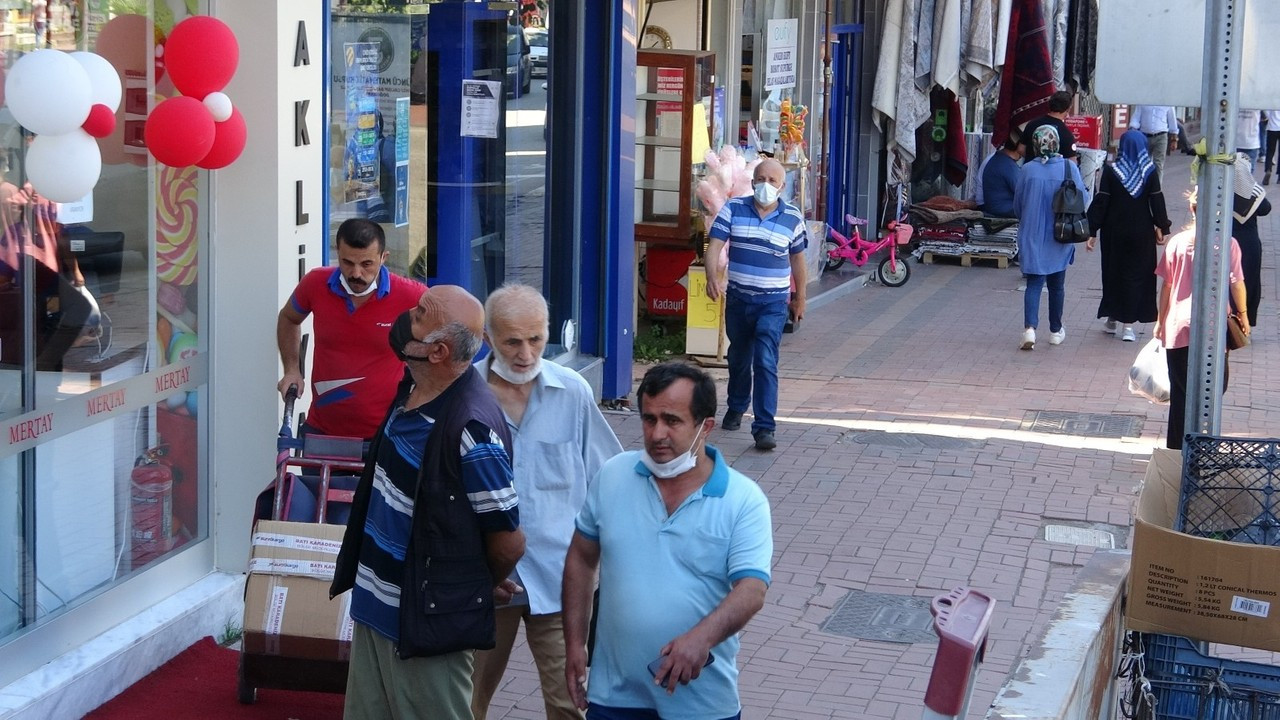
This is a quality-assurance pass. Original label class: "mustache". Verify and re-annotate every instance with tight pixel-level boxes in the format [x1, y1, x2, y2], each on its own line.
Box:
[346, 276, 367, 286]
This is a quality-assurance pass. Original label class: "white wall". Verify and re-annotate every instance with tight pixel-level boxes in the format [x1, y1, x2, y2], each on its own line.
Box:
[646, 0, 700, 50]
[211, 0, 324, 573]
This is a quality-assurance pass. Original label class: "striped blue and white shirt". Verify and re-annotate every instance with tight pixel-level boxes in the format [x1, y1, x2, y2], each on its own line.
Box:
[709, 196, 807, 304]
[350, 399, 518, 643]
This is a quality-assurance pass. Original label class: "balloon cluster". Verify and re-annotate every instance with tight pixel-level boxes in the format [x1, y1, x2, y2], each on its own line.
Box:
[144, 17, 245, 169]
[779, 98, 808, 148]
[3, 49, 121, 202]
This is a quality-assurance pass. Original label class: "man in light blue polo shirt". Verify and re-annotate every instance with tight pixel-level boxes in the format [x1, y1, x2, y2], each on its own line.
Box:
[704, 157, 808, 451]
[563, 362, 773, 720]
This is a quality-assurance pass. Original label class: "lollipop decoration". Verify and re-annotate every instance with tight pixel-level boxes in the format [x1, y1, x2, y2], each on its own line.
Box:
[3, 48, 121, 202]
[144, 16, 244, 169]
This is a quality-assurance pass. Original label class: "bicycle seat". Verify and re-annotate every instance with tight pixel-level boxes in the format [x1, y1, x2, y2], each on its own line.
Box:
[846, 215, 869, 226]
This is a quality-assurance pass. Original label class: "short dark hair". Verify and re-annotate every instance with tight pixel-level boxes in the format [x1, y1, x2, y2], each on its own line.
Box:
[335, 218, 386, 253]
[636, 362, 717, 423]
[1048, 91, 1073, 114]
[1002, 127, 1022, 152]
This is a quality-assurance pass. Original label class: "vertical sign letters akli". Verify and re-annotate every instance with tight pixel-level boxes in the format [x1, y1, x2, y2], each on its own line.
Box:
[294, 21, 311, 281]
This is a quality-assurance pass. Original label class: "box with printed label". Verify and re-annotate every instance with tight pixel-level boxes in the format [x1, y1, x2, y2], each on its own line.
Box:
[1126, 449, 1280, 651]
[242, 520, 353, 661]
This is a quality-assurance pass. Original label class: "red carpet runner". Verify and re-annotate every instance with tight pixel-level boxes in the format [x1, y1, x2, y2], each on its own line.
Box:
[85, 637, 344, 720]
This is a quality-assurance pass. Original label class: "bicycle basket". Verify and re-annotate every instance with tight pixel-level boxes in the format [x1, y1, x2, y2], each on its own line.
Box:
[893, 223, 914, 245]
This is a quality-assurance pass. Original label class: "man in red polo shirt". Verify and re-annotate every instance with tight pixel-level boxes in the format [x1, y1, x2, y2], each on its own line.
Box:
[276, 218, 424, 440]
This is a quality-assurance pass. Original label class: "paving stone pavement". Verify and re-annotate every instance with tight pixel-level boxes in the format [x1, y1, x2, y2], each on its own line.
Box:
[482, 152, 1280, 719]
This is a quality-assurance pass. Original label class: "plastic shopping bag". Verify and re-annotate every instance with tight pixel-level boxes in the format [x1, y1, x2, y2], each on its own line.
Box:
[1128, 339, 1170, 404]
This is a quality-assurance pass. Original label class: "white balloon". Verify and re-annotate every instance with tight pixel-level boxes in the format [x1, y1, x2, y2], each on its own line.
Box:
[5, 50, 92, 135]
[202, 92, 232, 123]
[26, 130, 102, 203]
[71, 51, 122, 112]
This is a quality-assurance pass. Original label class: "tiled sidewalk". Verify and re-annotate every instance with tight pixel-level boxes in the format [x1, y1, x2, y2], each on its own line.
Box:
[484, 152, 1280, 719]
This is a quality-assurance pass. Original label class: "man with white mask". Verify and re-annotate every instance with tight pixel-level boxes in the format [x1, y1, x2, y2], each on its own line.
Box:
[471, 283, 623, 720]
[563, 362, 773, 720]
[276, 218, 424, 441]
[704, 157, 808, 451]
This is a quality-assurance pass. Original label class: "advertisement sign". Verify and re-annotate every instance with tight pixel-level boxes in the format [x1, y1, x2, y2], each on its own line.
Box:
[394, 96, 409, 227]
[764, 19, 798, 91]
[461, 80, 501, 139]
[343, 41, 380, 204]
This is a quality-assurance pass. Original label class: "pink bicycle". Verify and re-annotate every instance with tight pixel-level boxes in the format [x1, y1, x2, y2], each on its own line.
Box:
[824, 213, 914, 287]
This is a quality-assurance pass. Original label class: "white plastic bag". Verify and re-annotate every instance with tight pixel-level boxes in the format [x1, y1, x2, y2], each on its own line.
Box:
[1128, 339, 1170, 404]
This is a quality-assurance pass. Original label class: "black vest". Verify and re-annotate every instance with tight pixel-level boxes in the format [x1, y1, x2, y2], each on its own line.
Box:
[331, 365, 513, 658]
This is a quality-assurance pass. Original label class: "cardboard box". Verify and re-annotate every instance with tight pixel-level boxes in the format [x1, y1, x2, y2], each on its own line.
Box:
[684, 266, 730, 357]
[242, 520, 354, 661]
[1127, 449, 1280, 651]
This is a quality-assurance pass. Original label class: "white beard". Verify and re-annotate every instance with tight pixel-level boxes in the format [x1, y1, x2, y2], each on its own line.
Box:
[490, 354, 541, 385]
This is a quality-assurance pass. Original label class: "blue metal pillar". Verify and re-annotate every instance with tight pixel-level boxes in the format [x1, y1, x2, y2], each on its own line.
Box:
[826, 23, 864, 229]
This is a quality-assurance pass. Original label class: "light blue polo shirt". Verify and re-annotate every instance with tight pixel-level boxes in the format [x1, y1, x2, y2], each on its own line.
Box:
[575, 445, 773, 719]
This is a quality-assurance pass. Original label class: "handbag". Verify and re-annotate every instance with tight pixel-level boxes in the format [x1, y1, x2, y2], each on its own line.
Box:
[1052, 160, 1090, 243]
[1128, 339, 1170, 404]
[1227, 312, 1250, 350]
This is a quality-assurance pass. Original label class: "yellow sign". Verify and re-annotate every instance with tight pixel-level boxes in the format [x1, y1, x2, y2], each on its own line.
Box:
[685, 267, 721, 329]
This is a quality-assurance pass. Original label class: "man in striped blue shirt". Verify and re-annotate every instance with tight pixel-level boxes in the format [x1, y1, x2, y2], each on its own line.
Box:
[704, 158, 808, 451]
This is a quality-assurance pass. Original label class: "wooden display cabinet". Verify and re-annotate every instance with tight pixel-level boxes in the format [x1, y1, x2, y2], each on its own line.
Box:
[635, 49, 715, 245]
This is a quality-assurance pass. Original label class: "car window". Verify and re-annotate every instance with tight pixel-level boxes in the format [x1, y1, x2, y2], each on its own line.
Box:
[527, 33, 547, 48]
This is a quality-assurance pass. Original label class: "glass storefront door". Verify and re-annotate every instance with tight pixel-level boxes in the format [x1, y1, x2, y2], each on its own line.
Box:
[0, 1, 211, 645]
[327, 1, 577, 355]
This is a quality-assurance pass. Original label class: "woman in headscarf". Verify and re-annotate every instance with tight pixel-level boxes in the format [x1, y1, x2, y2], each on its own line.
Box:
[1013, 125, 1089, 350]
[1157, 189, 1249, 449]
[1231, 152, 1270, 326]
[1085, 129, 1172, 342]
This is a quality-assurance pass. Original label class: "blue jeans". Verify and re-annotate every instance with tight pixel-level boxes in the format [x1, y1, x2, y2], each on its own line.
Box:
[724, 297, 788, 434]
[587, 703, 740, 720]
[1023, 271, 1066, 332]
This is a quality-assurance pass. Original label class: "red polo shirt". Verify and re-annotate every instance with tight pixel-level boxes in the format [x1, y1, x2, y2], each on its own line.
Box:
[289, 266, 424, 438]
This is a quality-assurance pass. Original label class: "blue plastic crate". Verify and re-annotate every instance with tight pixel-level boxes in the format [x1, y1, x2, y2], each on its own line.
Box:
[1177, 435, 1280, 545]
[1144, 634, 1280, 720]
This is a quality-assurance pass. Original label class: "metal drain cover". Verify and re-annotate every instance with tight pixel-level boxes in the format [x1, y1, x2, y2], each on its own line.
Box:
[819, 590, 936, 644]
[1043, 524, 1116, 548]
[842, 431, 983, 450]
[1021, 411, 1144, 439]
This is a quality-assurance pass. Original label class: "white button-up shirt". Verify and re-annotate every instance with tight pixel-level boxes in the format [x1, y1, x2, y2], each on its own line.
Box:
[1129, 105, 1179, 135]
[475, 355, 623, 614]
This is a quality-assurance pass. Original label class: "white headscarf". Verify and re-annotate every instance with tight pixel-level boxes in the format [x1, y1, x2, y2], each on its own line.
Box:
[1234, 153, 1266, 223]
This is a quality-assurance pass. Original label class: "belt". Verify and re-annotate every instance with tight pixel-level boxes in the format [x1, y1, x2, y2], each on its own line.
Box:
[1144, 131, 1168, 137]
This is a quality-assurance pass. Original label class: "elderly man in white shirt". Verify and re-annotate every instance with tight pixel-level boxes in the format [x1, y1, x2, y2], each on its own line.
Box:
[1129, 105, 1179, 181]
[470, 283, 624, 720]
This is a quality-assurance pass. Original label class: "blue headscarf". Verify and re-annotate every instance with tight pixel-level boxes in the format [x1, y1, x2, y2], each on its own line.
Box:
[1113, 129, 1155, 198]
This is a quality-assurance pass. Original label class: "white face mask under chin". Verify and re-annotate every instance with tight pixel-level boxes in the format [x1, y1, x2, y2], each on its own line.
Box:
[640, 424, 705, 479]
[490, 354, 541, 385]
[340, 274, 378, 298]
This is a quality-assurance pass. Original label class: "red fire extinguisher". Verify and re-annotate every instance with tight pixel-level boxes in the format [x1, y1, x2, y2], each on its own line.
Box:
[130, 446, 175, 569]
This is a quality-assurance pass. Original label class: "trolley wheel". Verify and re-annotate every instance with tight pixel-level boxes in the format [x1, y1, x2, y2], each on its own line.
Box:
[823, 240, 845, 271]
[237, 656, 257, 705]
[878, 255, 910, 287]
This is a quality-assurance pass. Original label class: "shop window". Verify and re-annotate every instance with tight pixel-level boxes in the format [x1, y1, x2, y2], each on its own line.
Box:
[0, 2, 210, 642]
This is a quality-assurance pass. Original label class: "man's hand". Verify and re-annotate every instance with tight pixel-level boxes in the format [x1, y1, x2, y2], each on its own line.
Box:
[278, 372, 304, 400]
[565, 644, 589, 710]
[652, 632, 713, 695]
[1085, 237, 1096, 252]
[493, 578, 523, 606]
[789, 293, 806, 321]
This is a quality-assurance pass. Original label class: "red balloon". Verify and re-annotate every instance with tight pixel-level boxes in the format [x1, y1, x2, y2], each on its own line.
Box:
[145, 96, 214, 167]
[82, 104, 116, 138]
[196, 106, 246, 169]
[165, 17, 238, 100]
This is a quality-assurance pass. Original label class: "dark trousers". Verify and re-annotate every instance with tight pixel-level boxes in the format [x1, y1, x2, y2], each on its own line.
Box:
[587, 704, 740, 720]
[1165, 345, 1230, 450]
[1265, 131, 1280, 174]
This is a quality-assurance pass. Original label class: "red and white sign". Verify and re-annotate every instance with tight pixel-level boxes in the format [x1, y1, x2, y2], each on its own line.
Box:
[1064, 114, 1104, 150]
[656, 68, 683, 115]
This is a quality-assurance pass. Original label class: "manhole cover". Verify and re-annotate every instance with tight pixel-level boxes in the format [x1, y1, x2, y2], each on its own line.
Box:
[1021, 411, 1144, 439]
[842, 431, 983, 450]
[1044, 524, 1116, 548]
[819, 590, 936, 644]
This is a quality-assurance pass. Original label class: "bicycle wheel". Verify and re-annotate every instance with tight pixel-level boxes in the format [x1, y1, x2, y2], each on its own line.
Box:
[878, 255, 910, 287]
[823, 239, 845, 271]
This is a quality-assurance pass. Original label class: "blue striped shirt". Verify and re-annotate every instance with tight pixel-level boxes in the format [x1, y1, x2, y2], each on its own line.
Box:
[350, 400, 518, 643]
[709, 196, 807, 303]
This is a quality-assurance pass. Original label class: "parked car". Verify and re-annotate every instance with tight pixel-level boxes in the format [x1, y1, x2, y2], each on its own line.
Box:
[506, 27, 531, 97]
[524, 28, 548, 77]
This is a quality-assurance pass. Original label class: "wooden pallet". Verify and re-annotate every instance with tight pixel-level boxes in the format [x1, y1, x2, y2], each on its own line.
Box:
[921, 251, 1011, 269]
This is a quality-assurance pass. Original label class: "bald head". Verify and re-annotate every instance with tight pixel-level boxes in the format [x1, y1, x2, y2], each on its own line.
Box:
[485, 283, 549, 335]
[410, 285, 485, 365]
[756, 157, 785, 181]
